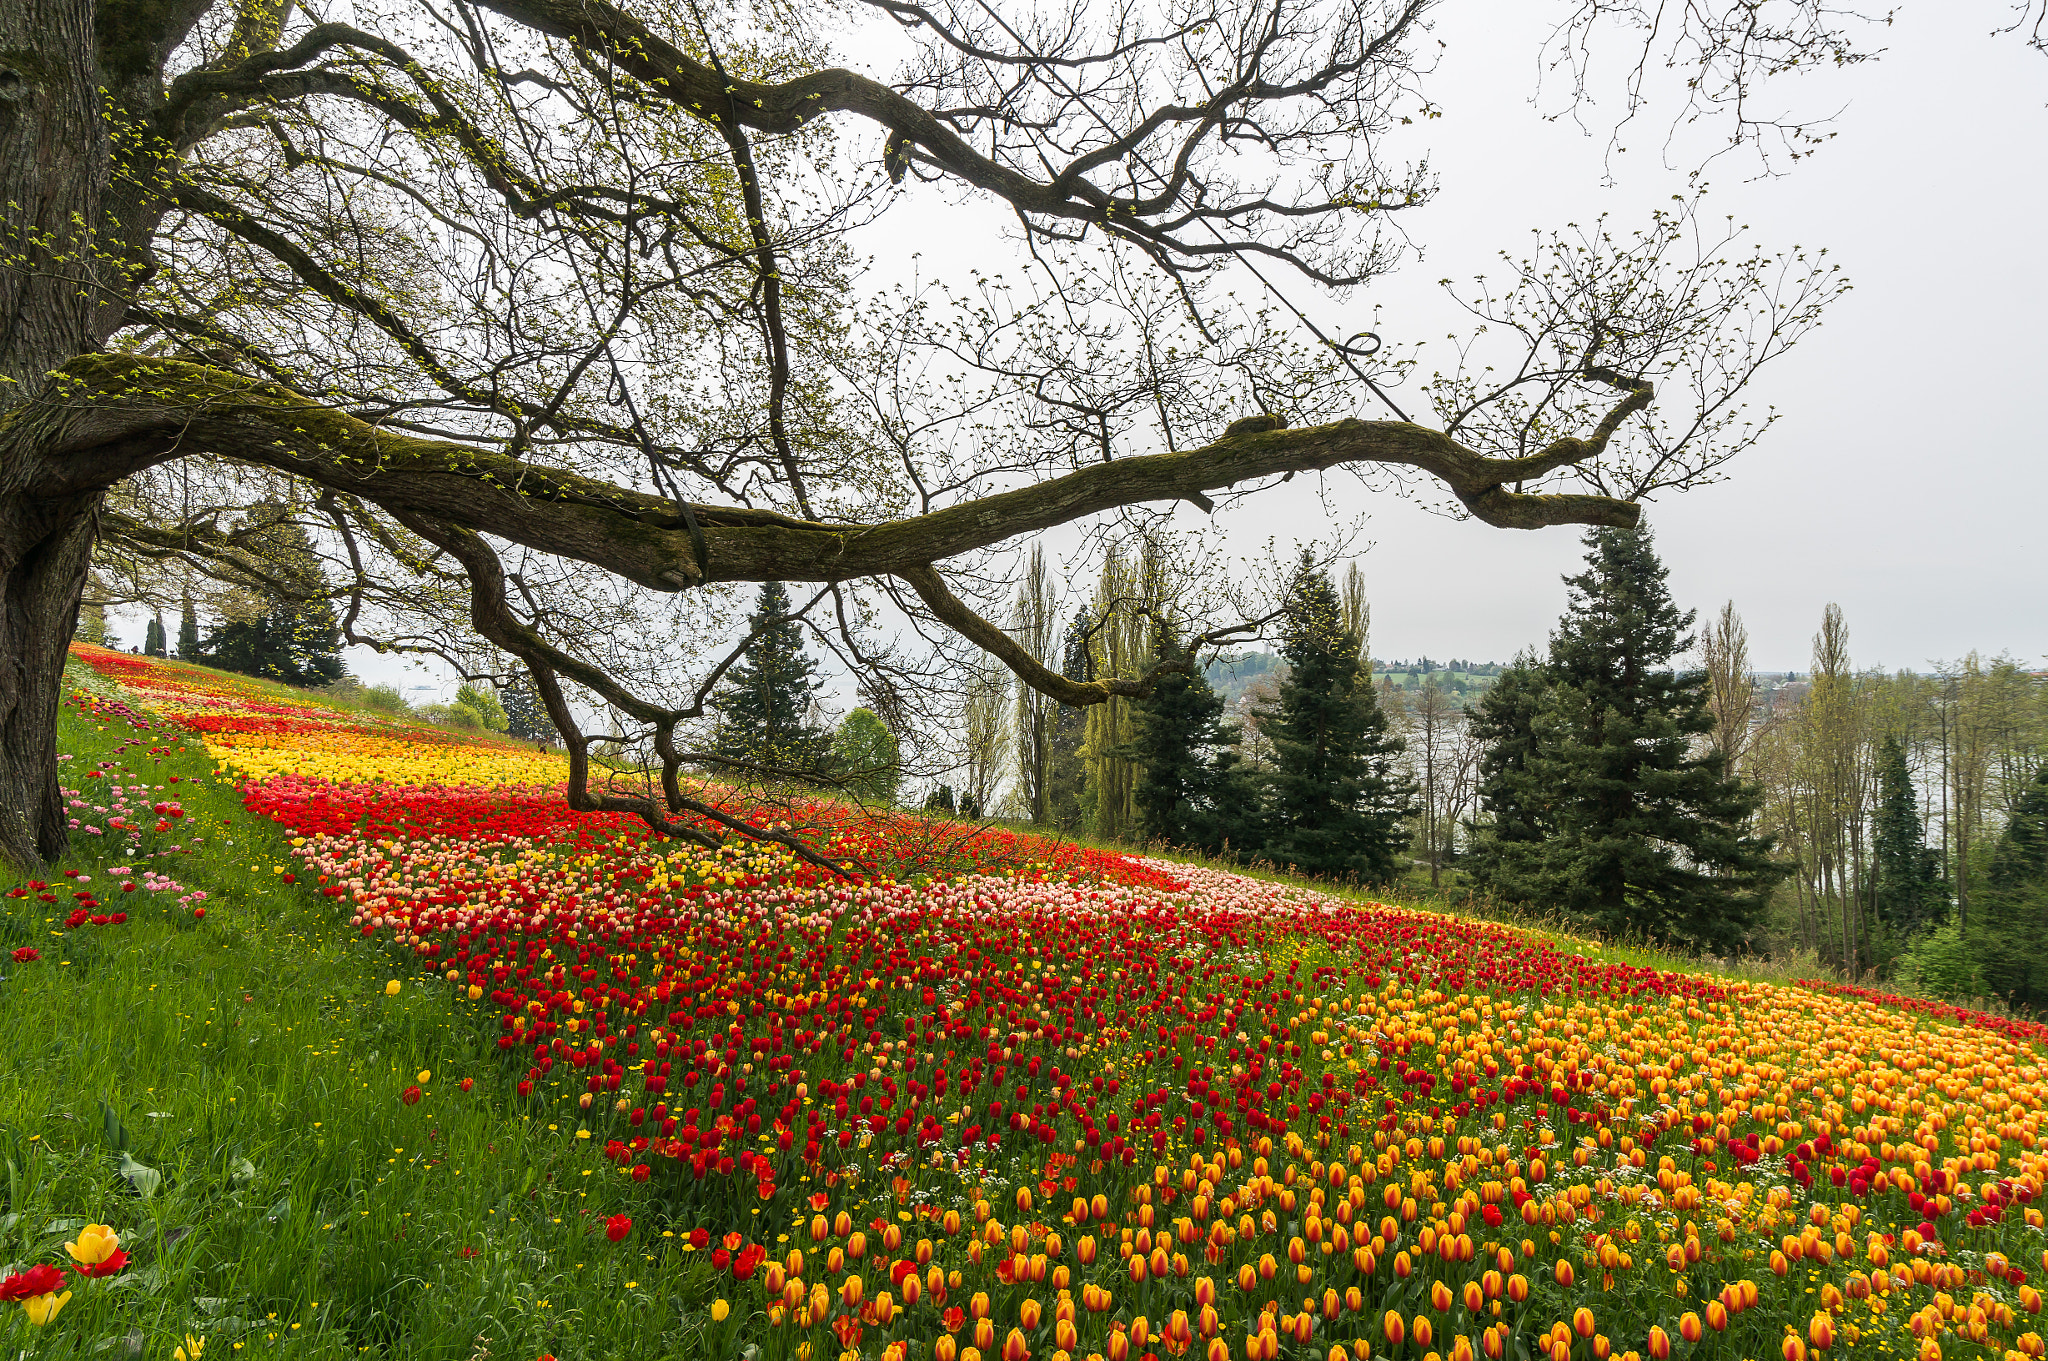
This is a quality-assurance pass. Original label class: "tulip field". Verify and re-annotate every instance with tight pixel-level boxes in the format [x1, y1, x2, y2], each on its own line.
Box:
[0, 647, 2043, 1361]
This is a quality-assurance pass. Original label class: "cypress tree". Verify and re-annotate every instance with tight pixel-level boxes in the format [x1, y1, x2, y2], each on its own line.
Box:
[1976, 761, 2048, 1011]
[711, 580, 830, 778]
[1475, 525, 1782, 953]
[1122, 623, 1252, 851]
[143, 615, 168, 657]
[1253, 552, 1417, 881]
[1870, 735, 1946, 940]
[177, 591, 201, 660]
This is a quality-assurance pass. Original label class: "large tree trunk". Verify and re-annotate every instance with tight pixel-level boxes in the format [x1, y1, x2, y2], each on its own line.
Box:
[0, 489, 99, 866]
[1, 0, 162, 868]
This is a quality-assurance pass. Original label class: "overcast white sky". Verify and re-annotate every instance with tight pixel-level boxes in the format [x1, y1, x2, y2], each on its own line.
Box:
[335, 0, 2045, 699]
[867, 1, 2048, 675]
[1290, 2, 2048, 673]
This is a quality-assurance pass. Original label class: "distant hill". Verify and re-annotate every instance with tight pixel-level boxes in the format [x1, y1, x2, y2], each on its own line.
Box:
[1203, 651, 1286, 704]
[1205, 651, 1511, 706]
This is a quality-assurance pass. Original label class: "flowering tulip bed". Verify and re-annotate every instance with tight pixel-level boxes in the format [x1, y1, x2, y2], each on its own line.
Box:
[42, 645, 2048, 1361]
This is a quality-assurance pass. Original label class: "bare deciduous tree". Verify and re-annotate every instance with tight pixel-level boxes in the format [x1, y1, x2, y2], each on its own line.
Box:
[0, 0, 1901, 866]
[1700, 599, 1757, 773]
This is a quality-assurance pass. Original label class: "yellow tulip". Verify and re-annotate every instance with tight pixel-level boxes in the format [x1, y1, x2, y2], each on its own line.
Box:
[711, 1300, 732, 1322]
[175, 1335, 206, 1361]
[23, 1289, 71, 1327]
[65, 1223, 120, 1266]
[384, 980, 401, 996]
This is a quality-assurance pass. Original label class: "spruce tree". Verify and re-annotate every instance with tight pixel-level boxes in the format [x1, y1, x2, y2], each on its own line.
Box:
[1253, 552, 1417, 881]
[1474, 525, 1782, 953]
[177, 591, 202, 659]
[502, 678, 559, 744]
[1871, 736, 1946, 940]
[1460, 650, 1550, 895]
[143, 615, 168, 657]
[1122, 623, 1253, 850]
[711, 580, 830, 778]
[200, 511, 346, 686]
[1976, 761, 2048, 1012]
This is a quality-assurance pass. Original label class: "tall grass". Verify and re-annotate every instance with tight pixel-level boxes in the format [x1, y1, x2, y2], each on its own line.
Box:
[0, 695, 724, 1359]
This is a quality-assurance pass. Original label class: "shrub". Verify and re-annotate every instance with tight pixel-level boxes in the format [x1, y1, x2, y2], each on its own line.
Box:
[1892, 922, 1986, 1004]
[453, 682, 509, 732]
[362, 684, 410, 714]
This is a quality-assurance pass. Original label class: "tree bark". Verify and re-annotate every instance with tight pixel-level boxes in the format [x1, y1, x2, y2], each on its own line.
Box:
[0, 0, 167, 866]
[0, 487, 99, 865]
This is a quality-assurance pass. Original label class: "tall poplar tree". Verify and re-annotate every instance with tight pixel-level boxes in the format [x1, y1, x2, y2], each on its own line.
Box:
[1473, 526, 1781, 953]
[711, 580, 831, 778]
[1043, 615, 1093, 832]
[1254, 552, 1416, 881]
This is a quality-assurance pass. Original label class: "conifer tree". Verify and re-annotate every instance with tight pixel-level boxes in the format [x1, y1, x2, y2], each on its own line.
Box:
[177, 591, 202, 660]
[1976, 761, 2048, 1012]
[143, 615, 168, 657]
[1253, 552, 1416, 881]
[1123, 623, 1253, 851]
[199, 510, 345, 687]
[1871, 735, 1945, 940]
[501, 680, 559, 744]
[711, 580, 830, 778]
[1473, 526, 1781, 952]
[1460, 650, 1550, 894]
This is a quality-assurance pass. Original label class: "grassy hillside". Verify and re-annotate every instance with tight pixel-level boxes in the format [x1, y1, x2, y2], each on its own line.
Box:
[2, 648, 2043, 1361]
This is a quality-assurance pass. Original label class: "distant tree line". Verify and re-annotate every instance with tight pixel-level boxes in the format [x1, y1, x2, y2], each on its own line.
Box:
[1729, 608, 2048, 1011]
[979, 526, 1873, 964]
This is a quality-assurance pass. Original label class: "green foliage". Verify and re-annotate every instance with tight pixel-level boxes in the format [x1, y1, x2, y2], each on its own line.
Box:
[204, 602, 347, 689]
[1252, 552, 1416, 881]
[73, 598, 115, 647]
[832, 707, 900, 805]
[143, 614, 168, 657]
[1975, 760, 2048, 1012]
[1042, 615, 1092, 832]
[1123, 624, 1254, 852]
[1462, 651, 1550, 863]
[1893, 922, 1987, 1004]
[1871, 735, 1947, 939]
[436, 702, 485, 731]
[924, 784, 957, 815]
[361, 683, 410, 714]
[195, 512, 345, 688]
[711, 581, 831, 779]
[500, 679, 557, 743]
[452, 682, 509, 733]
[176, 591, 201, 660]
[1465, 526, 1782, 954]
